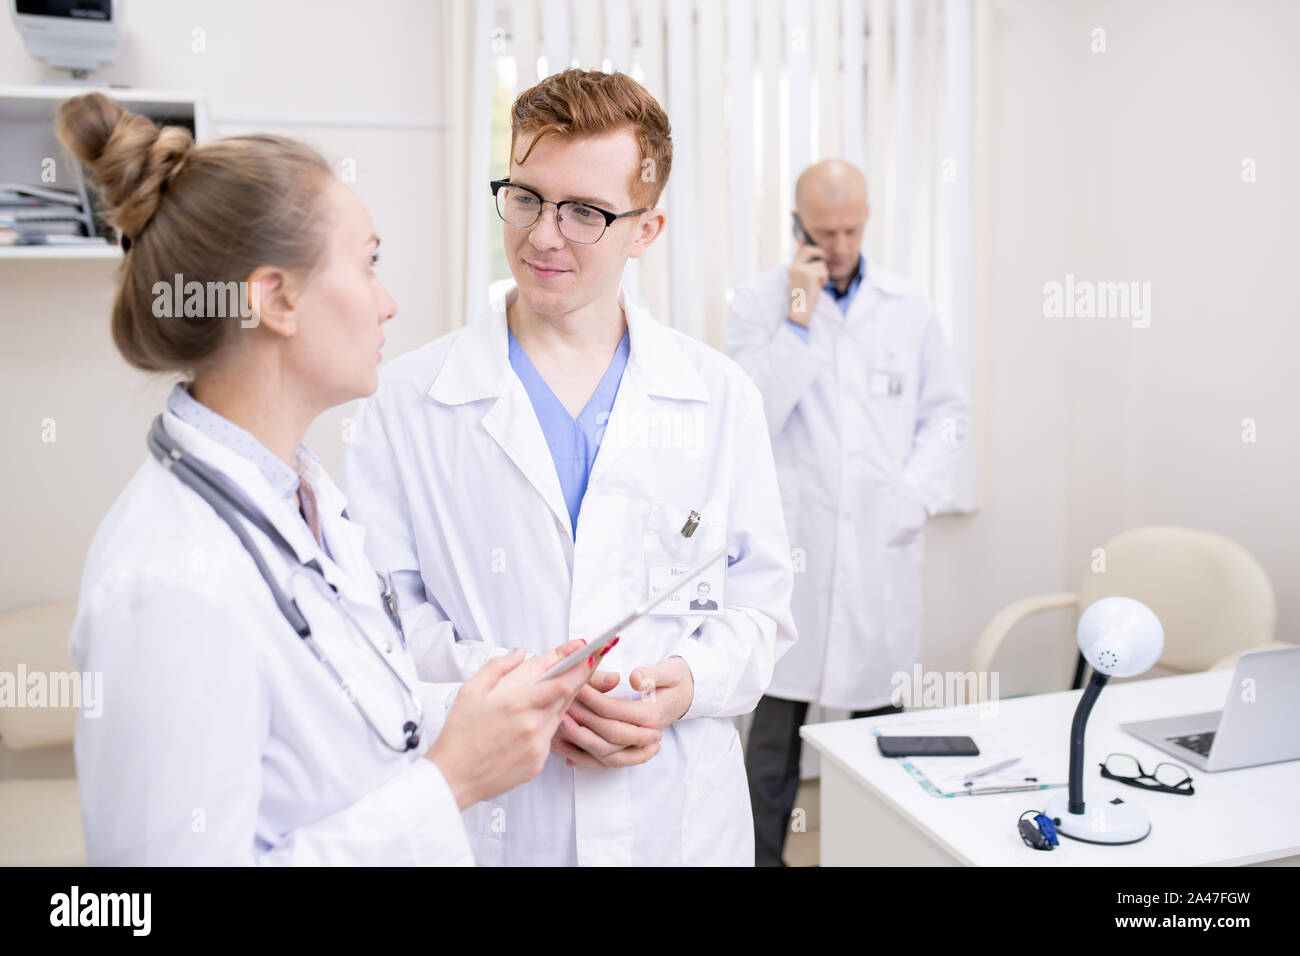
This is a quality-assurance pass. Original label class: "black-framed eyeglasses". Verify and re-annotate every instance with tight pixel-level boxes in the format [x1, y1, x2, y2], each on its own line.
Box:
[490, 179, 648, 245]
[1100, 753, 1195, 795]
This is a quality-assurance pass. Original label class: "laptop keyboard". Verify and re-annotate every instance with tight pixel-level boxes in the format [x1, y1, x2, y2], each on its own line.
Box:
[1168, 731, 1216, 757]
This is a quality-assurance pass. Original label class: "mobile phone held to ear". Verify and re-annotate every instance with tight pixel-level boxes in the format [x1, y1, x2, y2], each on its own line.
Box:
[792, 214, 824, 262]
[877, 736, 980, 758]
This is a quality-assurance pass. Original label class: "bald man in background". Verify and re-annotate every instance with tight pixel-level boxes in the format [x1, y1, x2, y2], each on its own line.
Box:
[727, 160, 968, 866]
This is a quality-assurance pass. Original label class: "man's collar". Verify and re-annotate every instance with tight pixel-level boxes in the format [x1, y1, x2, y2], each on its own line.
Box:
[429, 284, 709, 405]
[824, 253, 867, 298]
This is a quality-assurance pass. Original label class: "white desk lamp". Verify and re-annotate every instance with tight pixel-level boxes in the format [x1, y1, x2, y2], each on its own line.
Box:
[1044, 597, 1165, 844]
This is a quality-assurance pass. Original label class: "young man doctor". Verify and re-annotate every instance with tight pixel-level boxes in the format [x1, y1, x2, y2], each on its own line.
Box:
[342, 69, 795, 866]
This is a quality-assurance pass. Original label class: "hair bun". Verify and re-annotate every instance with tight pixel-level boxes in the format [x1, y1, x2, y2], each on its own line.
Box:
[55, 92, 194, 239]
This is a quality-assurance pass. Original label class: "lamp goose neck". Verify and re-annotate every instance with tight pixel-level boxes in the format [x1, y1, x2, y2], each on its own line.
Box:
[1067, 670, 1110, 815]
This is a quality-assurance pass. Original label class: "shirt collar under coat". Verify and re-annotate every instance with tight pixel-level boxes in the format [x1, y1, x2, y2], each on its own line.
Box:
[809, 255, 912, 324]
[166, 382, 307, 500]
[426, 283, 711, 536]
[157, 403, 378, 608]
[427, 283, 711, 407]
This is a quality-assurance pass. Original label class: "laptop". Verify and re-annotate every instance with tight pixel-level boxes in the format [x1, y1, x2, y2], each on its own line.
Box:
[1121, 645, 1300, 772]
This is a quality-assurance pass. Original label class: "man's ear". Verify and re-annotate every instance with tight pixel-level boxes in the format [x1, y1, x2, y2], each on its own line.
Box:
[245, 265, 299, 338]
[626, 208, 667, 260]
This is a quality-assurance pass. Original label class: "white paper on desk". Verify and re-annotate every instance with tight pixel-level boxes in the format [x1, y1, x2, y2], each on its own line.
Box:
[917, 758, 1047, 793]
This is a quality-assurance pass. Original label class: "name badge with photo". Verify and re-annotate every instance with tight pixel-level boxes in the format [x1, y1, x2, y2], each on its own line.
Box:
[648, 560, 725, 615]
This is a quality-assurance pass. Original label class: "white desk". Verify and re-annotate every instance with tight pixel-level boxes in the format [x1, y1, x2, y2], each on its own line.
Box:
[800, 671, 1300, 866]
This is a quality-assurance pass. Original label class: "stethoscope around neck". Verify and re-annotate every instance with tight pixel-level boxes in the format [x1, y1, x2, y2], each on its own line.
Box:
[146, 414, 424, 752]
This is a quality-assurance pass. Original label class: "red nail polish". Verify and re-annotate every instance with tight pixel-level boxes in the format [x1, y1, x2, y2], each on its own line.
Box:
[588, 655, 595, 668]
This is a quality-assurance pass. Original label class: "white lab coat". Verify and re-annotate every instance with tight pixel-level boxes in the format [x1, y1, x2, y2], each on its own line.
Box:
[341, 285, 796, 866]
[70, 407, 474, 865]
[726, 260, 969, 710]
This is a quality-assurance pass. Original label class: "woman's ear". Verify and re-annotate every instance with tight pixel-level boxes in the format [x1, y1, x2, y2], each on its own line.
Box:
[245, 265, 298, 338]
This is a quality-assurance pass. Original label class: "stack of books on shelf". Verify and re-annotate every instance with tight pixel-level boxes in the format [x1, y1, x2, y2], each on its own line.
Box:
[0, 182, 106, 247]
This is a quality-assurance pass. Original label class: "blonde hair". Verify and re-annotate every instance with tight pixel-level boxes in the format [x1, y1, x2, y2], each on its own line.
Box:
[56, 92, 334, 373]
[510, 69, 673, 208]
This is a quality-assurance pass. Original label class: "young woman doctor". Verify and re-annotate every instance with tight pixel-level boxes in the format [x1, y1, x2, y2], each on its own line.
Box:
[59, 93, 596, 865]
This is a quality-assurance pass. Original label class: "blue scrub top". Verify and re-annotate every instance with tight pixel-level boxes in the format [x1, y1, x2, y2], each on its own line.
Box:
[508, 328, 631, 536]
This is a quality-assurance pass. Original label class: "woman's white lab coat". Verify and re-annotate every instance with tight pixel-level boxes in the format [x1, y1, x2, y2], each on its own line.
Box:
[341, 286, 797, 866]
[70, 408, 474, 865]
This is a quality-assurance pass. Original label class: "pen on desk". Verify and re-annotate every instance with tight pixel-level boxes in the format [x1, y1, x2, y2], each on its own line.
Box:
[966, 783, 1048, 795]
[962, 757, 1020, 785]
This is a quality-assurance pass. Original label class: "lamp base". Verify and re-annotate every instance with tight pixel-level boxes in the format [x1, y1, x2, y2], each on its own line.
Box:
[1044, 789, 1152, 845]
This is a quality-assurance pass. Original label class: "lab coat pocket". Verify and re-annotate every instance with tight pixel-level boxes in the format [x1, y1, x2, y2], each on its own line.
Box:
[640, 500, 727, 616]
[885, 483, 928, 548]
[862, 346, 920, 462]
[863, 344, 918, 397]
[680, 726, 751, 866]
[883, 533, 924, 658]
[460, 798, 505, 866]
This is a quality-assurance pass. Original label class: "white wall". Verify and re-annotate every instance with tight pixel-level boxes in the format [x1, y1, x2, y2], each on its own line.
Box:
[921, 0, 1299, 698]
[0, 0, 449, 616]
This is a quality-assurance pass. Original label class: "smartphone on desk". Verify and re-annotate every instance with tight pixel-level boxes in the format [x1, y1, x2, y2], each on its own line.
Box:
[877, 736, 980, 758]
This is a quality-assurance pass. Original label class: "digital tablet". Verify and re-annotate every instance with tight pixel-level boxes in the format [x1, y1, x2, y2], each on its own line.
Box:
[533, 545, 728, 683]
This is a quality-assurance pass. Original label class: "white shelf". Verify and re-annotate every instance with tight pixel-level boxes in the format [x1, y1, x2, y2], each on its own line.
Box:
[0, 85, 210, 139]
[0, 244, 120, 259]
[1, 84, 209, 261]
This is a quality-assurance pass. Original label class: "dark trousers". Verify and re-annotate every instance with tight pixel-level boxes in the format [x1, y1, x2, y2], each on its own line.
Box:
[745, 694, 903, 867]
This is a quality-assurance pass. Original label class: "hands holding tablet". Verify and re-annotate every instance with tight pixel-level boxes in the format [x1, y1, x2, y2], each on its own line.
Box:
[427, 639, 597, 809]
[429, 635, 695, 805]
[503, 549, 718, 771]
[551, 655, 695, 769]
